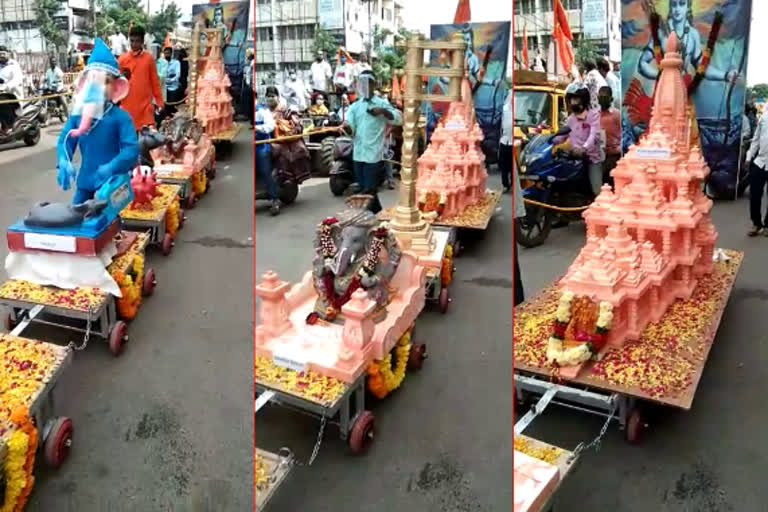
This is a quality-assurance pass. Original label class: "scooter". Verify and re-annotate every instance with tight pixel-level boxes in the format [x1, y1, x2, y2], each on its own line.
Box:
[0, 78, 42, 147]
[515, 127, 594, 248]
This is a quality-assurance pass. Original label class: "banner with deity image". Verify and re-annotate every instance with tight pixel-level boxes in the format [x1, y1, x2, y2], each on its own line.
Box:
[621, 0, 752, 197]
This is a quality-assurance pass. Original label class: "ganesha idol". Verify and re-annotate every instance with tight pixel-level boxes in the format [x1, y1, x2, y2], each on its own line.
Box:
[308, 196, 403, 323]
[67, 68, 130, 139]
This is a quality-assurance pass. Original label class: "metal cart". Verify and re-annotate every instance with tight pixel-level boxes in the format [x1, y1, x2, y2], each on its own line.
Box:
[120, 184, 183, 256]
[255, 447, 293, 511]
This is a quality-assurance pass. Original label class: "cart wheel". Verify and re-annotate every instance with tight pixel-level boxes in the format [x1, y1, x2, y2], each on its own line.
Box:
[161, 233, 174, 256]
[625, 407, 647, 444]
[142, 268, 157, 296]
[44, 417, 73, 468]
[184, 192, 196, 209]
[348, 410, 375, 454]
[109, 320, 128, 356]
[208, 165, 217, 180]
[407, 343, 427, 371]
[4, 312, 16, 332]
[439, 287, 450, 314]
[177, 208, 186, 230]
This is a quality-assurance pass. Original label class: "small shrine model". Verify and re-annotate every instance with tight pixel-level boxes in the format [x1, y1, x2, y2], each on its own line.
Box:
[191, 27, 234, 135]
[547, 33, 717, 375]
[416, 80, 488, 218]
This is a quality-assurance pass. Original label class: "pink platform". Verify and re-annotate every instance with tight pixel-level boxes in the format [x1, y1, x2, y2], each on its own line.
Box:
[254, 251, 427, 383]
[556, 33, 717, 376]
[196, 31, 234, 135]
[514, 450, 560, 512]
[151, 135, 213, 178]
[416, 80, 488, 218]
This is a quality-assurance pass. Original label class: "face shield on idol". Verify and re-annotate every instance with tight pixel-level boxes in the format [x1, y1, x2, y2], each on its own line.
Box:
[68, 68, 129, 138]
[357, 73, 375, 100]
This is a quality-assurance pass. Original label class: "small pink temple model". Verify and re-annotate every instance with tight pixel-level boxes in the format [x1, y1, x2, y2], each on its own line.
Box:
[546, 33, 717, 376]
[416, 80, 488, 218]
[195, 29, 234, 135]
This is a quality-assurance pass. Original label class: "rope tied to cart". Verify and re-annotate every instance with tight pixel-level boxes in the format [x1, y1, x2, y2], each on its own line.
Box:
[0, 91, 73, 104]
[523, 198, 591, 212]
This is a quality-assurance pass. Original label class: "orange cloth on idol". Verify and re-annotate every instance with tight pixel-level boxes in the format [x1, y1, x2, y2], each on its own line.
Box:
[118, 50, 164, 130]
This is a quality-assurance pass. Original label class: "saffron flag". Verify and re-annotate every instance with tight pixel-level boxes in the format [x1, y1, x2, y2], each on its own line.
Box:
[522, 25, 529, 69]
[553, 0, 574, 74]
[453, 0, 471, 24]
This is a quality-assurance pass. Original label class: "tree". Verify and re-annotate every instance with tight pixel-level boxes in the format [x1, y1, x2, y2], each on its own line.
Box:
[573, 38, 601, 71]
[313, 25, 338, 59]
[371, 26, 414, 84]
[35, 0, 69, 54]
[748, 84, 768, 102]
[148, 2, 182, 43]
[103, 0, 148, 35]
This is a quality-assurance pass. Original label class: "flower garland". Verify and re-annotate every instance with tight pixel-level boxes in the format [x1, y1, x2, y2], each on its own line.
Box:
[367, 330, 411, 399]
[112, 253, 144, 320]
[546, 292, 614, 367]
[1, 408, 36, 512]
[191, 169, 207, 196]
[359, 227, 388, 278]
[165, 197, 180, 238]
[318, 217, 338, 267]
[441, 244, 454, 287]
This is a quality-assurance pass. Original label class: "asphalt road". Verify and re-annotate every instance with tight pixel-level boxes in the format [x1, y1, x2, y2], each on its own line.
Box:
[0, 125, 252, 511]
[255, 172, 514, 511]
[517, 198, 767, 512]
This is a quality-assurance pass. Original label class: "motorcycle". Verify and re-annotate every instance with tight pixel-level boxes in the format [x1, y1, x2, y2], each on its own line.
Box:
[0, 77, 42, 147]
[328, 136, 356, 196]
[41, 88, 68, 124]
[253, 136, 309, 207]
[515, 127, 595, 248]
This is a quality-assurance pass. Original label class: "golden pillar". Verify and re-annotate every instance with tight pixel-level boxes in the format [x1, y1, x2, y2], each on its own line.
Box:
[387, 33, 466, 254]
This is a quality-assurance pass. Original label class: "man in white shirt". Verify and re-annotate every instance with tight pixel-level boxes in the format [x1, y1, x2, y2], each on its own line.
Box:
[0, 46, 24, 133]
[582, 58, 607, 111]
[353, 52, 372, 92]
[333, 55, 354, 94]
[109, 29, 128, 57]
[747, 109, 768, 235]
[310, 51, 332, 96]
[43, 56, 67, 115]
[598, 57, 621, 109]
[282, 70, 309, 112]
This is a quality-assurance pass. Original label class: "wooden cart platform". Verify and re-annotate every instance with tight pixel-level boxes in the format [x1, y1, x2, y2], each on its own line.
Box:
[209, 123, 242, 142]
[378, 189, 502, 230]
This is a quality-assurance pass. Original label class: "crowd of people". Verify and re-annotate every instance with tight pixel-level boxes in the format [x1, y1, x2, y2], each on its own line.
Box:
[252, 50, 402, 216]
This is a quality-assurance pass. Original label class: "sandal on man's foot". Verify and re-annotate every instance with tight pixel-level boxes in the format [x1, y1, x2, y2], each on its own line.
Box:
[748, 226, 761, 237]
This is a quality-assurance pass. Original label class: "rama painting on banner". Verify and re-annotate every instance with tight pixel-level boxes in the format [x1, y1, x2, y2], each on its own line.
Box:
[621, 0, 752, 198]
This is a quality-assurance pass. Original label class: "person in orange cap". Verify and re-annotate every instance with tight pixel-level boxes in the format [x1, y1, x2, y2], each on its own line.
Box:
[118, 25, 164, 130]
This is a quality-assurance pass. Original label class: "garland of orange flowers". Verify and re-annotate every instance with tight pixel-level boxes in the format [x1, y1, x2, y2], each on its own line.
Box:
[191, 169, 207, 196]
[111, 253, 144, 320]
[367, 330, 411, 399]
[441, 244, 454, 288]
[1, 408, 36, 512]
[165, 196, 180, 237]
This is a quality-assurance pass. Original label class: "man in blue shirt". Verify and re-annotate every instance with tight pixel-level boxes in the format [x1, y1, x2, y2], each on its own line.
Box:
[340, 70, 401, 213]
[163, 47, 182, 118]
[255, 87, 280, 216]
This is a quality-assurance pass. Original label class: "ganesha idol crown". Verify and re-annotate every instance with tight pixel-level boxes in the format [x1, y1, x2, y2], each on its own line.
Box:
[547, 32, 718, 372]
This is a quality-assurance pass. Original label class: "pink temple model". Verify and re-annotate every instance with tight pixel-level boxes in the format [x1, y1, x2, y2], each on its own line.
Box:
[547, 33, 717, 378]
[195, 30, 234, 135]
[416, 79, 488, 218]
[513, 451, 560, 512]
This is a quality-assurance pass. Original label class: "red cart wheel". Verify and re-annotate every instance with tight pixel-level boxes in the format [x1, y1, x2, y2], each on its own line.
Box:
[625, 407, 647, 444]
[109, 320, 128, 356]
[177, 208, 185, 229]
[348, 410, 375, 454]
[161, 233, 174, 256]
[4, 312, 16, 332]
[184, 192, 196, 209]
[407, 343, 427, 371]
[142, 268, 157, 296]
[44, 417, 73, 468]
[439, 287, 450, 314]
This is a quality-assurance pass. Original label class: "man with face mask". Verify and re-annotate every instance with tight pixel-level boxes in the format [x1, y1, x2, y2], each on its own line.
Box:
[598, 86, 620, 186]
[118, 25, 164, 130]
[353, 52, 372, 91]
[164, 47, 182, 118]
[0, 46, 24, 133]
[554, 86, 604, 196]
[310, 51, 332, 96]
[333, 54, 353, 94]
[283, 70, 308, 112]
[339, 71, 402, 213]
[255, 89, 280, 215]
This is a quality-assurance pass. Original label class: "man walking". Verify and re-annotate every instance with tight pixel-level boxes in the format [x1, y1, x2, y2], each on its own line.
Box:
[747, 107, 768, 236]
[109, 28, 128, 57]
[340, 70, 401, 213]
[118, 25, 164, 130]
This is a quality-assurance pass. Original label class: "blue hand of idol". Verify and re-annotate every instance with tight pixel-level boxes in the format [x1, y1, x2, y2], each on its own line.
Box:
[96, 162, 113, 182]
[56, 157, 75, 191]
